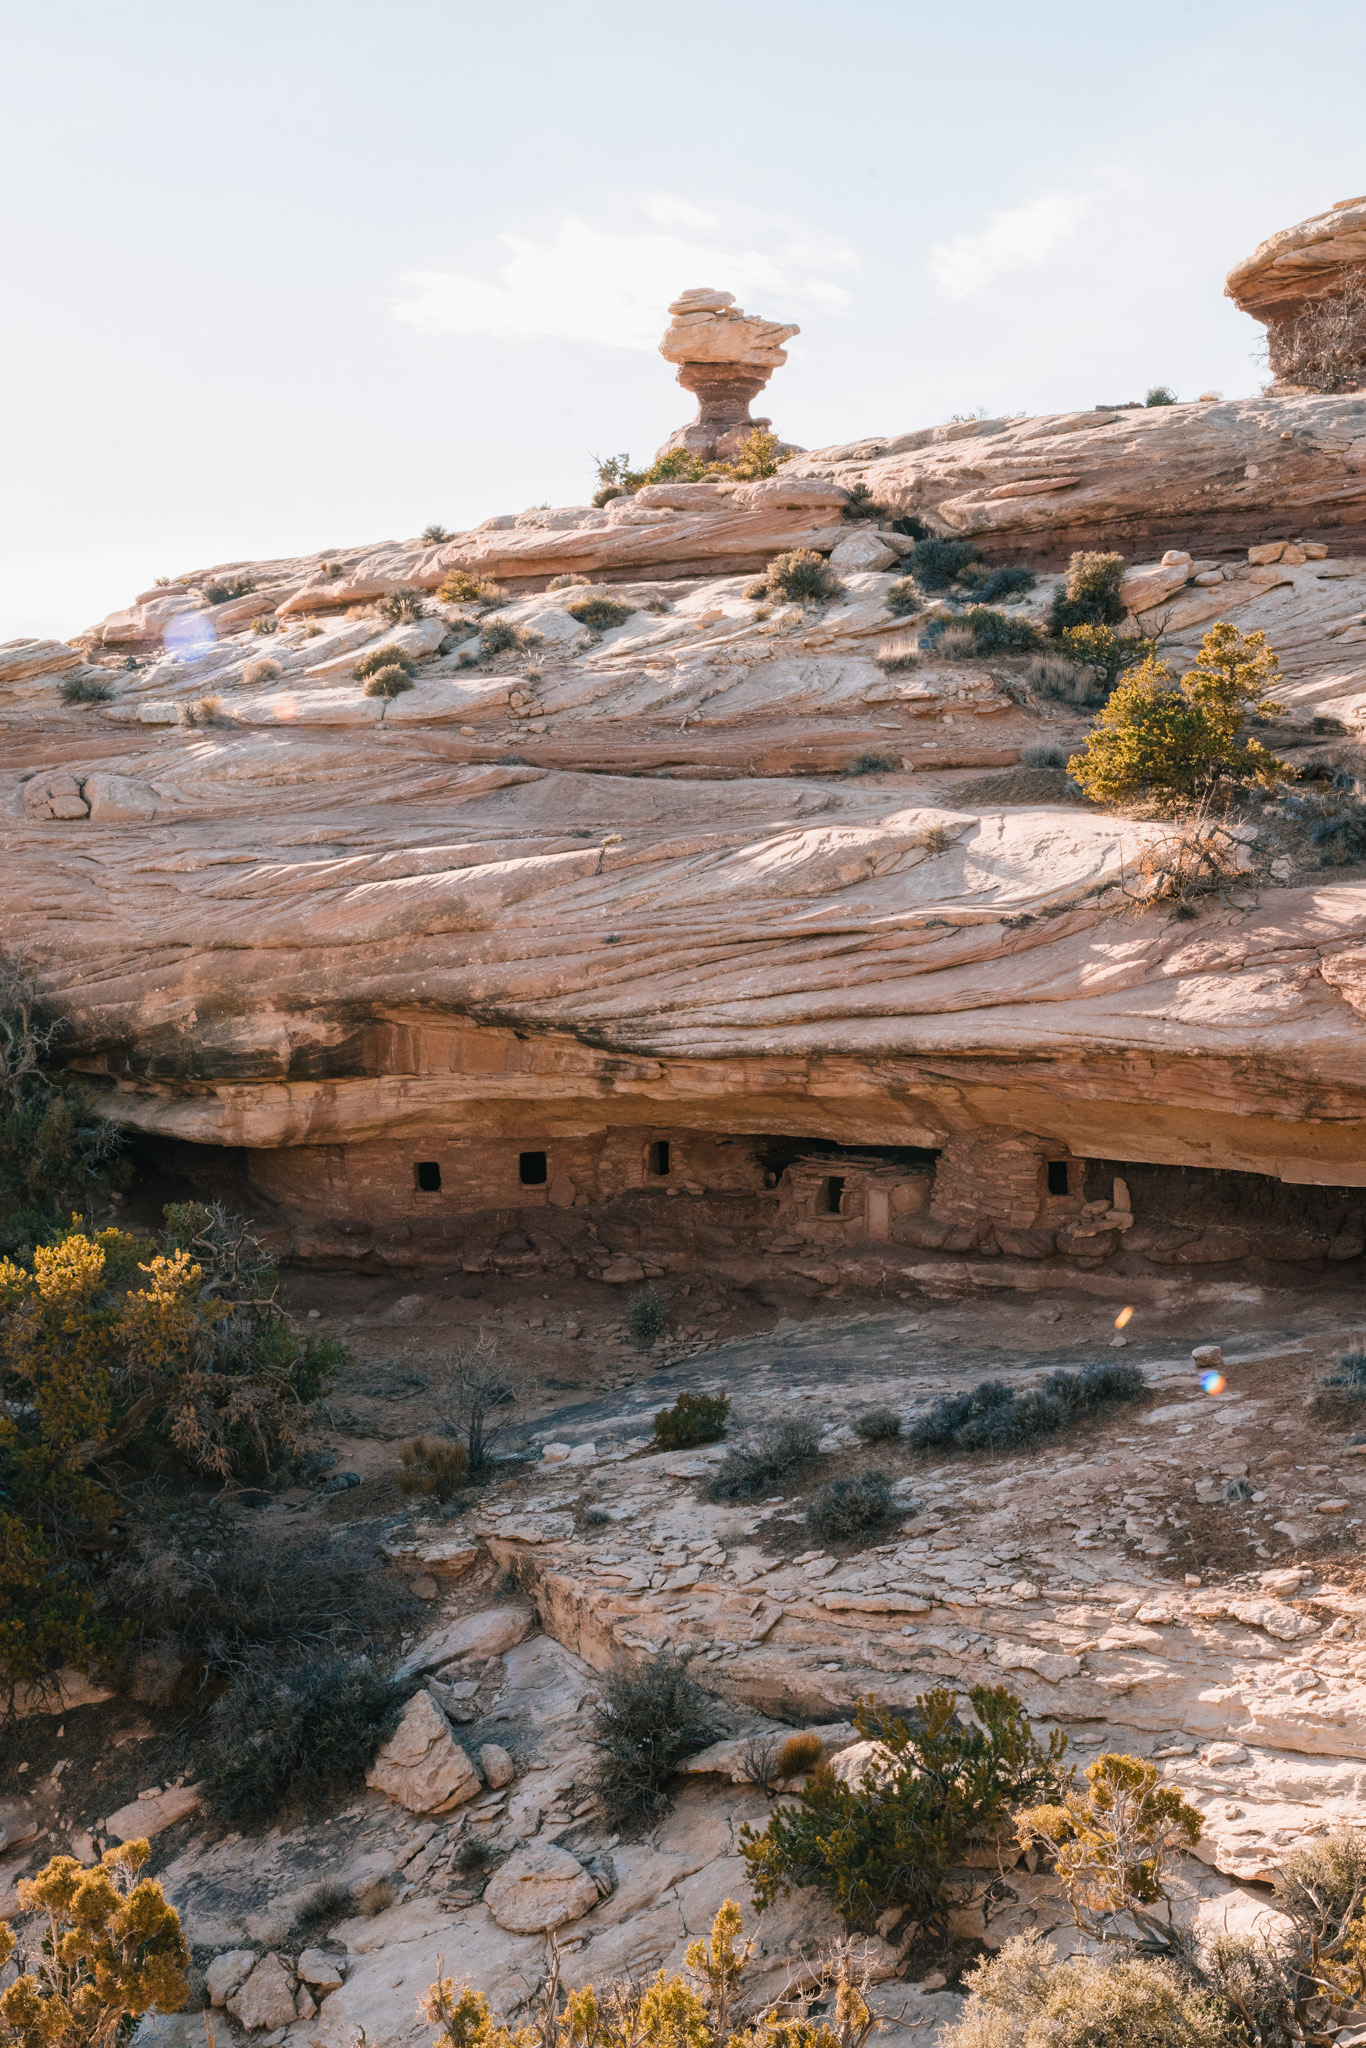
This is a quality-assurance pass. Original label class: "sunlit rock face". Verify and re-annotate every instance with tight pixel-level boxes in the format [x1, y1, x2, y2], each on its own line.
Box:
[655, 286, 800, 463]
[1226, 195, 1366, 391]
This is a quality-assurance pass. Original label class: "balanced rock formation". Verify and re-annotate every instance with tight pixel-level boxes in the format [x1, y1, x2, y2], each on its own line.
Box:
[656, 287, 799, 462]
[1226, 196, 1366, 392]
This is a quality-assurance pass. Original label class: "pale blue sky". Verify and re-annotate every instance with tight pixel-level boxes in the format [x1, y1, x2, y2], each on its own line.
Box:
[4, 0, 1364, 640]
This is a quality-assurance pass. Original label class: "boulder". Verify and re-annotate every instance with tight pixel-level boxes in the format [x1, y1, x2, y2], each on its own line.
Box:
[296, 1948, 345, 1991]
[478, 1743, 516, 1788]
[205, 1951, 256, 2007]
[393, 1604, 535, 1682]
[104, 1784, 201, 1843]
[482, 1842, 601, 1934]
[227, 1953, 297, 2032]
[366, 1692, 482, 1814]
[828, 534, 898, 575]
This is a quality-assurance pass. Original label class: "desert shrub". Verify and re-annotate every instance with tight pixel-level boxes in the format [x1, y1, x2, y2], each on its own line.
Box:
[905, 537, 976, 589]
[421, 523, 452, 544]
[548, 573, 591, 590]
[480, 618, 538, 657]
[750, 549, 843, 606]
[1059, 621, 1147, 691]
[589, 1650, 723, 1831]
[242, 656, 283, 688]
[1050, 551, 1125, 633]
[1272, 276, 1366, 394]
[723, 426, 784, 480]
[885, 576, 924, 617]
[377, 589, 427, 624]
[1016, 1752, 1204, 1945]
[653, 1390, 730, 1450]
[625, 1285, 670, 1345]
[437, 570, 506, 607]
[398, 1436, 469, 1502]
[1123, 811, 1252, 917]
[199, 1653, 396, 1822]
[185, 695, 224, 726]
[353, 645, 416, 682]
[434, 1339, 517, 1476]
[874, 639, 919, 673]
[705, 1418, 822, 1502]
[0, 1839, 190, 2048]
[293, 1878, 355, 1934]
[1022, 649, 1094, 704]
[1020, 743, 1067, 769]
[203, 576, 254, 604]
[58, 674, 113, 705]
[943, 1933, 1231, 2048]
[250, 612, 277, 635]
[977, 565, 1037, 602]
[0, 964, 125, 1250]
[853, 1405, 901, 1442]
[742, 1686, 1069, 1933]
[930, 624, 979, 660]
[1312, 1348, 1366, 1419]
[1145, 384, 1178, 406]
[1068, 625, 1288, 806]
[846, 749, 901, 775]
[924, 607, 1042, 657]
[908, 1362, 1147, 1454]
[1309, 802, 1366, 867]
[363, 664, 414, 699]
[805, 1470, 895, 1542]
[567, 595, 633, 630]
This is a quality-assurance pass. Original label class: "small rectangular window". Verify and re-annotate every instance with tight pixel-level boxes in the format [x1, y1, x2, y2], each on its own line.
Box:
[415, 1161, 442, 1192]
[648, 1139, 670, 1177]
[824, 1175, 845, 1215]
[1046, 1161, 1070, 1196]
[519, 1150, 548, 1186]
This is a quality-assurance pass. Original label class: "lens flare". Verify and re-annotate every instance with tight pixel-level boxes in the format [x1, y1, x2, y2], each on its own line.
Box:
[1201, 1370, 1226, 1395]
[1114, 1306, 1134, 1329]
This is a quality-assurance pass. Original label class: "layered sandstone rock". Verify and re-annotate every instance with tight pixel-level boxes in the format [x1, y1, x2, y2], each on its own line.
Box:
[1226, 196, 1366, 390]
[656, 287, 799, 462]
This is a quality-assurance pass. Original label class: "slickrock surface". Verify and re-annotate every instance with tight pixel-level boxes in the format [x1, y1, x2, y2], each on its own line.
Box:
[5, 446, 1366, 1188]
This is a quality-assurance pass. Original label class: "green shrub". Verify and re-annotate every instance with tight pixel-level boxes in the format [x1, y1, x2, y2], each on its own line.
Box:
[885, 576, 924, 617]
[750, 549, 843, 606]
[0, 965, 125, 1248]
[723, 426, 784, 480]
[705, 1419, 821, 1502]
[199, 1654, 396, 1822]
[376, 589, 427, 623]
[908, 1363, 1147, 1454]
[741, 1686, 1069, 1933]
[421, 524, 452, 544]
[625, 1285, 670, 1345]
[398, 1436, 469, 1501]
[203, 576, 255, 604]
[480, 618, 537, 657]
[437, 570, 505, 607]
[589, 1650, 723, 1831]
[853, 1405, 901, 1442]
[805, 1470, 896, 1541]
[906, 538, 976, 589]
[354, 646, 416, 682]
[1059, 621, 1147, 691]
[925, 607, 1042, 657]
[1067, 624, 1288, 806]
[1050, 550, 1126, 633]
[250, 613, 277, 635]
[1145, 384, 1178, 406]
[943, 1934, 1231, 2048]
[846, 749, 901, 775]
[567, 595, 633, 630]
[59, 674, 113, 705]
[977, 565, 1037, 602]
[653, 1390, 730, 1450]
[363, 665, 414, 699]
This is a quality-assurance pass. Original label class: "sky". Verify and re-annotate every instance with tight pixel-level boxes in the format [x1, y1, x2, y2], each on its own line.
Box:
[4, 0, 1366, 642]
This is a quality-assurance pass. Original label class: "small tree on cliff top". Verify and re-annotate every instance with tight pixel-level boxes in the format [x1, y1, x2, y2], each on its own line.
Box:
[1068, 622, 1288, 806]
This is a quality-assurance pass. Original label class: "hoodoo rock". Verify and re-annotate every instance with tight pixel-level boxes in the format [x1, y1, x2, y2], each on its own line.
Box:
[1226, 196, 1366, 391]
[656, 287, 799, 462]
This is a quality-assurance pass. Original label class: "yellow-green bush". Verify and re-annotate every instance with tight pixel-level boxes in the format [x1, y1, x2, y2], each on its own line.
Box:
[1068, 623, 1287, 806]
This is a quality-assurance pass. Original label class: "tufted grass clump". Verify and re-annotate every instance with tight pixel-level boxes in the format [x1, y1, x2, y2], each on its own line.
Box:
[397, 1436, 469, 1502]
[1020, 742, 1068, 769]
[548, 573, 591, 590]
[363, 664, 414, 699]
[943, 1934, 1231, 2048]
[805, 1469, 896, 1542]
[854, 1405, 901, 1442]
[909, 1362, 1147, 1454]
[653, 1389, 730, 1450]
[437, 570, 506, 608]
[1023, 648, 1096, 705]
[242, 657, 283, 688]
[705, 1418, 822, 1502]
[885, 576, 925, 617]
[186, 695, 225, 727]
[480, 618, 539, 658]
[874, 639, 920, 673]
[376, 589, 427, 624]
[746, 549, 844, 606]
[567, 595, 633, 630]
[250, 613, 277, 635]
[59, 674, 113, 704]
[354, 646, 416, 683]
[1312, 1346, 1366, 1418]
[846, 749, 902, 775]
